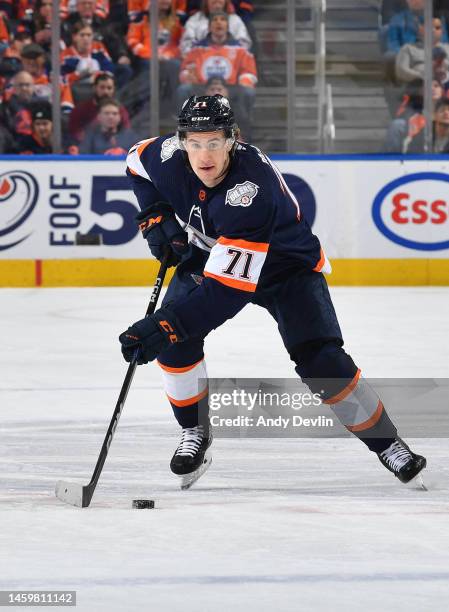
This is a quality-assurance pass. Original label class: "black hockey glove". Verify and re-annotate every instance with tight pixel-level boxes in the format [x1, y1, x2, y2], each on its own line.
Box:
[119, 308, 187, 365]
[136, 203, 189, 267]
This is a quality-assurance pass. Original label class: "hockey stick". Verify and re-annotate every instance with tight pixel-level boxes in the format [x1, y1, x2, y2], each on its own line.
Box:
[55, 251, 171, 507]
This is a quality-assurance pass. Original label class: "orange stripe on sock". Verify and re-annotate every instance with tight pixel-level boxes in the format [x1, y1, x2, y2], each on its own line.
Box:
[157, 358, 203, 374]
[324, 368, 361, 405]
[167, 387, 208, 407]
[347, 400, 384, 432]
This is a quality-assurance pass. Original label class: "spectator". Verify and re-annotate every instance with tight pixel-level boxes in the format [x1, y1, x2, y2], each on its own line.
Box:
[62, 0, 130, 70]
[3, 24, 33, 60]
[127, 0, 188, 24]
[79, 97, 137, 154]
[387, 0, 426, 55]
[381, 0, 407, 26]
[204, 74, 229, 96]
[126, 0, 182, 61]
[0, 12, 9, 55]
[405, 96, 449, 152]
[68, 71, 130, 141]
[0, 0, 32, 20]
[231, 0, 254, 25]
[60, 21, 114, 87]
[1, 70, 41, 139]
[20, 42, 74, 112]
[125, 0, 182, 115]
[395, 16, 449, 84]
[30, 0, 55, 54]
[16, 101, 78, 154]
[0, 24, 33, 92]
[60, 0, 110, 20]
[177, 10, 256, 137]
[0, 122, 14, 153]
[384, 78, 445, 152]
[17, 101, 53, 153]
[180, 0, 251, 56]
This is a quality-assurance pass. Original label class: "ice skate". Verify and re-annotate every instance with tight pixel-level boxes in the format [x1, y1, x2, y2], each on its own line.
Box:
[170, 425, 213, 490]
[377, 438, 426, 485]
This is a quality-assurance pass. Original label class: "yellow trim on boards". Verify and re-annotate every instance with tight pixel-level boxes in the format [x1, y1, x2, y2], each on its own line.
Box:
[0, 259, 448, 287]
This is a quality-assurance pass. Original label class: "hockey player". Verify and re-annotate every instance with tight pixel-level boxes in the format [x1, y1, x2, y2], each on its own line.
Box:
[120, 95, 426, 489]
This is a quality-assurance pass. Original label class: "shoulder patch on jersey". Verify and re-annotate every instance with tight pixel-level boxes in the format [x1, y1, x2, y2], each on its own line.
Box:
[161, 135, 179, 163]
[225, 181, 259, 207]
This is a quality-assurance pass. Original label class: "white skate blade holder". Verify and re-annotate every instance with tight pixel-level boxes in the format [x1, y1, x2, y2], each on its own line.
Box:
[179, 451, 212, 490]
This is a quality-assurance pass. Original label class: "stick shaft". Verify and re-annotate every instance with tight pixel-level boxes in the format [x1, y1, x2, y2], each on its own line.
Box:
[83, 253, 170, 505]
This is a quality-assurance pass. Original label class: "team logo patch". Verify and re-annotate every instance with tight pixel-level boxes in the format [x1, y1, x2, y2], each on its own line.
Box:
[225, 181, 259, 207]
[161, 135, 179, 163]
[0, 170, 38, 251]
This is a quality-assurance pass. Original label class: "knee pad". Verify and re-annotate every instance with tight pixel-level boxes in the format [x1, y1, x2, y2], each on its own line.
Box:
[291, 339, 358, 401]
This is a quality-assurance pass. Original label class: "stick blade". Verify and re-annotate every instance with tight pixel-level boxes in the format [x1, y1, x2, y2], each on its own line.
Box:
[55, 480, 87, 507]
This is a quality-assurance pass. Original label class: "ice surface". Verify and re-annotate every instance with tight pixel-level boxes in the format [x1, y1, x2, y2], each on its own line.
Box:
[1, 286, 449, 611]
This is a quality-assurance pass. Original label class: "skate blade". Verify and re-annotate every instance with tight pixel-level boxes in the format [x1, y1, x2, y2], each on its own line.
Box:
[414, 473, 428, 491]
[179, 452, 212, 490]
[405, 472, 428, 491]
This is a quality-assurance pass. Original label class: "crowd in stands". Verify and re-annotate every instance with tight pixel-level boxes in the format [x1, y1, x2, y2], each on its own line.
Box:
[382, 0, 449, 152]
[0, 0, 256, 154]
[2, 1, 447, 156]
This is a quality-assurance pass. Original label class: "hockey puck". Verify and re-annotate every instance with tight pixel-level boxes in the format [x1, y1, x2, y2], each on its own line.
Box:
[132, 499, 155, 509]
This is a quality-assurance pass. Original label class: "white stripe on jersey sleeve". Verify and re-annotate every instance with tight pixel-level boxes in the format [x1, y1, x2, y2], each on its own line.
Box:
[126, 138, 157, 181]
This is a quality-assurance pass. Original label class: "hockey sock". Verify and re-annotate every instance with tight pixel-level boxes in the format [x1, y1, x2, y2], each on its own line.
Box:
[293, 340, 397, 452]
[157, 357, 208, 428]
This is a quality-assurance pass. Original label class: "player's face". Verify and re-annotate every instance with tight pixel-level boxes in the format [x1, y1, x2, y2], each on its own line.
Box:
[184, 131, 232, 188]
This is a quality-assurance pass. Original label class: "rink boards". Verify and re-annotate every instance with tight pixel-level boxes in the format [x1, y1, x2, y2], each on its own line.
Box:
[0, 154, 448, 286]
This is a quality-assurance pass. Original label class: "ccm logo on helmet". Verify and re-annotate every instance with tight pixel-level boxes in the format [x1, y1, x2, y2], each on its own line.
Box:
[191, 117, 210, 121]
[372, 172, 449, 251]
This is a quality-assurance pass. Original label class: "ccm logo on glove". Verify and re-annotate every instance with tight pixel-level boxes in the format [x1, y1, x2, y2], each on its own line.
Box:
[136, 203, 189, 267]
[119, 308, 187, 365]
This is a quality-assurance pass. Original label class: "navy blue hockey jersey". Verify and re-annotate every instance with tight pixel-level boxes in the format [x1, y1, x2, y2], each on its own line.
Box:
[126, 135, 330, 339]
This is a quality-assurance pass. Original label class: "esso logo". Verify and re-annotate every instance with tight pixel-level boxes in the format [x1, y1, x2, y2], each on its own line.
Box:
[372, 172, 449, 251]
[0, 170, 39, 251]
